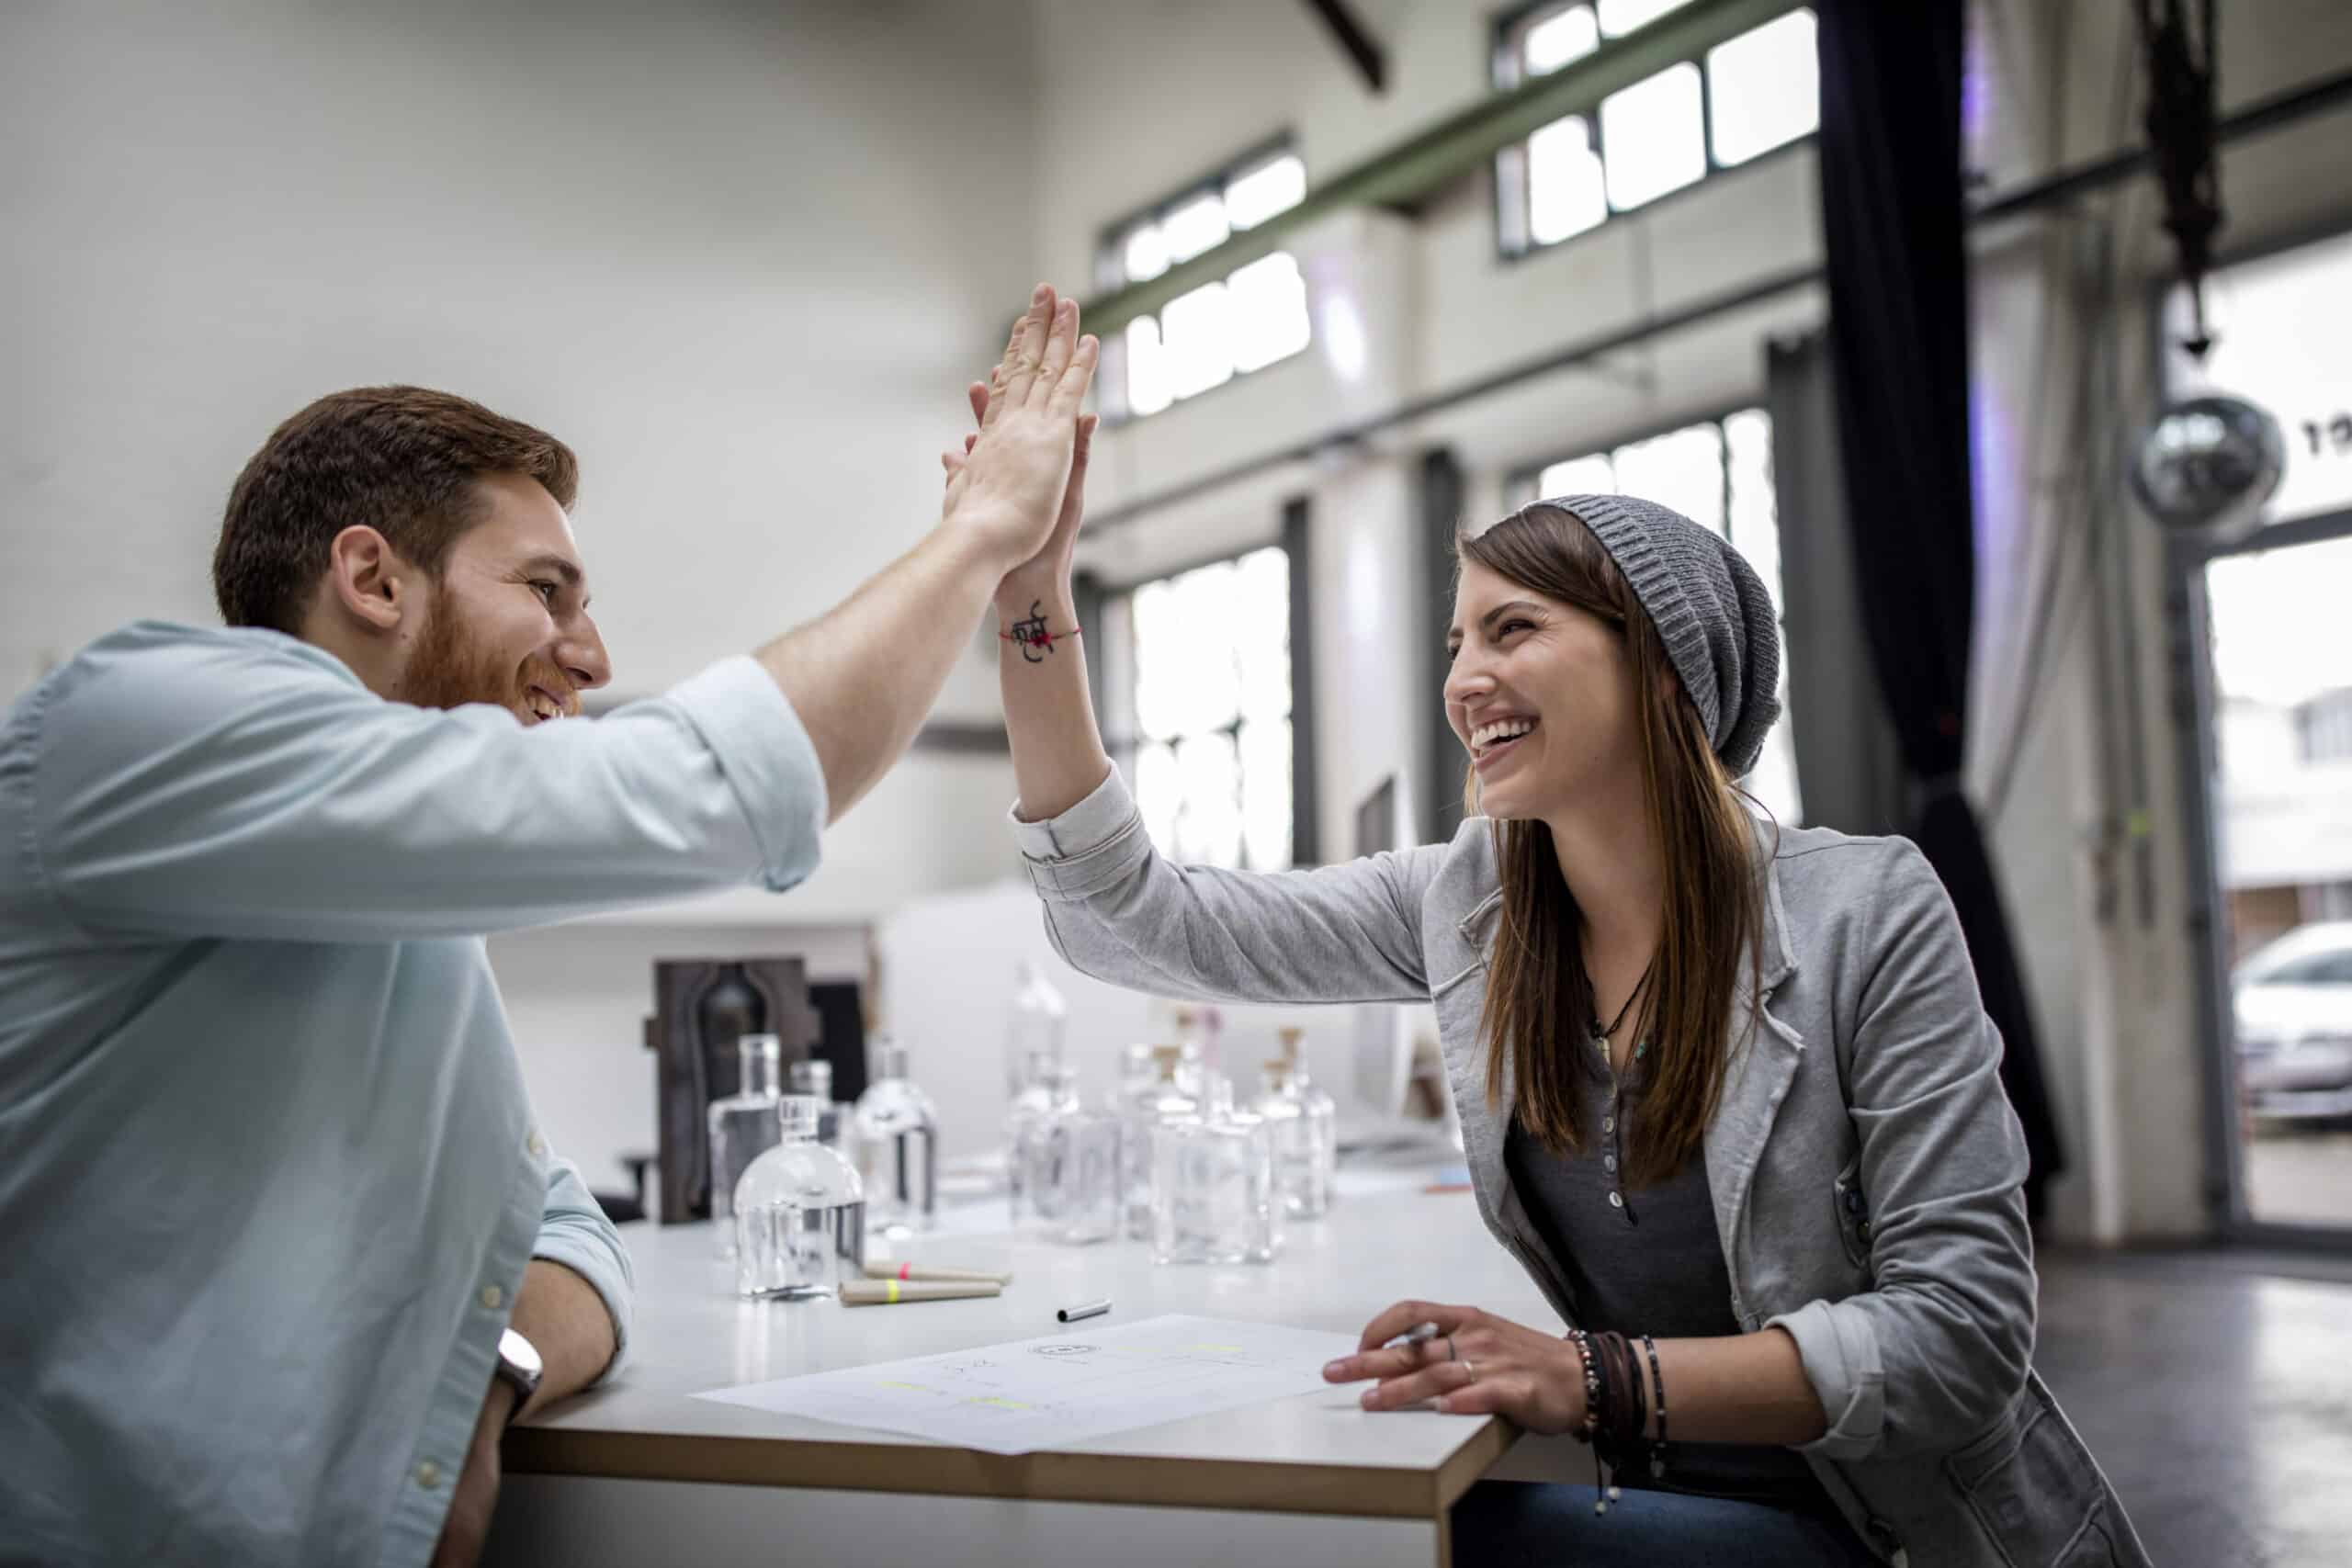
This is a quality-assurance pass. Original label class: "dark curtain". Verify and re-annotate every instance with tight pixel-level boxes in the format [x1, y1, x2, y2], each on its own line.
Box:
[1815, 0, 2064, 1220]
[1766, 333, 1907, 839]
[1418, 447, 1468, 848]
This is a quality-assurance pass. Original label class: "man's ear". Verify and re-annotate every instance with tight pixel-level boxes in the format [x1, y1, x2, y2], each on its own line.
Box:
[324, 525, 415, 633]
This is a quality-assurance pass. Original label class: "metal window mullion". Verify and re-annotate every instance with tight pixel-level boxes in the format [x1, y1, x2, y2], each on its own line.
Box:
[1718, 416, 1734, 547]
[1699, 53, 1720, 175]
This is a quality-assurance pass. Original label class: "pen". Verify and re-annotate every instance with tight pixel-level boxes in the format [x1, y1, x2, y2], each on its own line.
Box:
[1382, 1320, 1442, 1350]
[1057, 1298, 1112, 1323]
[840, 1280, 1003, 1307]
[864, 1260, 1016, 1286]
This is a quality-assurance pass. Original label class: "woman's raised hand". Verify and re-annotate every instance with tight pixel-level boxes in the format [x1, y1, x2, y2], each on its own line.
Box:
[940, 284, 1098, 576]
[1321, 1300, 1591, 1435]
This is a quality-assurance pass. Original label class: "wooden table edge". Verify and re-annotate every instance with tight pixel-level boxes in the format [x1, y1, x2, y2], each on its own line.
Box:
[505, 1416, 1524, 1522]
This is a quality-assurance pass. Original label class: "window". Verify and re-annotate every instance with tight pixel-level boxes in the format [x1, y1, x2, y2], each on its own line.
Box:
[2300, 689, 2352, 765]
[2165, 229, 2352, 528]
[1493, 4, 1818, 257]
[1103, 546, 1295, 869]
[1510, 408, 1804, 824]
[1098, 142, 1311, 420]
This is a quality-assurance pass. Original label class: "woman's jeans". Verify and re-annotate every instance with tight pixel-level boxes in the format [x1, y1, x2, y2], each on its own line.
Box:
[1451, 1480, 1883, 1567]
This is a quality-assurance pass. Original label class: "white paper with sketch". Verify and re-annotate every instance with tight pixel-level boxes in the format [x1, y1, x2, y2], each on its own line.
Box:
[693, 1314, 1360, 1456]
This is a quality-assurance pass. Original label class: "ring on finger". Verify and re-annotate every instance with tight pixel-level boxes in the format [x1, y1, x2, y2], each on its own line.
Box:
[1446, 1336, 1458, 1362]
[1460, 1359, 1476, 1382]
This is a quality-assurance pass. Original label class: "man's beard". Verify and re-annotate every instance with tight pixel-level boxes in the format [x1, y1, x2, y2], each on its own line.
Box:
[400, 585, 526, 716]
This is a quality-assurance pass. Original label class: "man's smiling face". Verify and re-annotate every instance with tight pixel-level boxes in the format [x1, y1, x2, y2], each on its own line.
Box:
[394, 471, 611, 724]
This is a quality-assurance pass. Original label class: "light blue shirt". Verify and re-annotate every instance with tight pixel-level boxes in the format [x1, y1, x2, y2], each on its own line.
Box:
[0, 621, 827, 1566]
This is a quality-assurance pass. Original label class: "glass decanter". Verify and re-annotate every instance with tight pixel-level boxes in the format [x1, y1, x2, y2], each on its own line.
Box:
[733, 1094, 865, 1300]
[707, 1032, 784, 1257]
[854, 1039, 938, 1238]
[1254, 1034, 1337, 1221]
[1122, 1043, 1200, 1239]
[1006, 1048, 1080, 1229]
[1149, 1075, 1282, 1266]
[1004, 960, 1068, 1101]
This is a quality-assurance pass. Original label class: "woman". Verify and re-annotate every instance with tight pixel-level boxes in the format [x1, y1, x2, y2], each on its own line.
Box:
[945, 321, 2147, 1565]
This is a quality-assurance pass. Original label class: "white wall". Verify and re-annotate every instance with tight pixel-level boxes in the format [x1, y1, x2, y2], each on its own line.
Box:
[0, 0, 1046, 1176]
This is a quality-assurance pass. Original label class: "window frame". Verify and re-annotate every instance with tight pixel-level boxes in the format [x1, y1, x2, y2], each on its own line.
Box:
[1487, 1, 1817, 264]
[1094, 132, 1311, 424]
[1502, 400, 1754, 514]
[1097, 509, 1317, 870]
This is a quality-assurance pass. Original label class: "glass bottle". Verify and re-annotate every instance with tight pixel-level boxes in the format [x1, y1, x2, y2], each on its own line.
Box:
[1122, 1044, 1199, 1238]
[707, 1033, 784, 1257]
[1255, 1047, 1337, 1221]
[1170, 1006, 1218, 1096]
[1033, 1100, 1125, 1247]
[854, 1038, 938, 1238]
[1114, 1043, 1157, 1109]
[733, 1095, 865, 1300]
[1006, 1048, 1080, 1228]
[1149, 1075, 1282, 1266]
[1004, 961, 1069, 1102]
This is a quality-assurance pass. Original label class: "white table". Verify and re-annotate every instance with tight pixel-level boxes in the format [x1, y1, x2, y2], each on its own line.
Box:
[485, 1181, 1581, 1567]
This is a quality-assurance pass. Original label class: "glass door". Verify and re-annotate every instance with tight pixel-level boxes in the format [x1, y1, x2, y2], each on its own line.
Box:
[2198, 528, 2352, 1232]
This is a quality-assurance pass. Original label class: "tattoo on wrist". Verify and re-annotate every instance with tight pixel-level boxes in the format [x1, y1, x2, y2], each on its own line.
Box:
[1001, 601, 1079, 662]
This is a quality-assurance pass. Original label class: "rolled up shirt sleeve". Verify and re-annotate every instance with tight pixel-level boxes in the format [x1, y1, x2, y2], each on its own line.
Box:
[1769, 842, 2036, 1463]
[530, 1156, 637, 1378]
[28, 630, 827, 942]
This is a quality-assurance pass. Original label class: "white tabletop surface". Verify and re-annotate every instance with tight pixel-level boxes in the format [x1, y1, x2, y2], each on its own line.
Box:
[509, 1168, 1563, 1517]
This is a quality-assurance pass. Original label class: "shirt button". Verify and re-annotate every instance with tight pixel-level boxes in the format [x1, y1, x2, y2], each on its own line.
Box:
[416, 1461, 443, 1490]
[480, 1284, 504, 1311]
[1603, 1155, 1617, 1172]
[1602, 1116, 1615, 1134]
[526, 1131, 548, 1159]
[1608, 1190, 1623, 1209]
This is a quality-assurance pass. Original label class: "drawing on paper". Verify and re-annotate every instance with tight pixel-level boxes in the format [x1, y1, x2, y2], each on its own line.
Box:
[694, 1314, 1360, 1456]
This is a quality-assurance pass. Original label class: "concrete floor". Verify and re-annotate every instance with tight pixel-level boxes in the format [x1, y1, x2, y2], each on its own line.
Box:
[2036, 1247, 2352, 1568]
[2242, 1127, 2352, 1229]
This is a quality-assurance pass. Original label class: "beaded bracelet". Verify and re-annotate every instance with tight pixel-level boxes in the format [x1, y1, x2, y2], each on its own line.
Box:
[1565, 1328, 1618, 1513]
[1641, 1333, 1669, 1479]
[1566, 1329, 1601, 1447]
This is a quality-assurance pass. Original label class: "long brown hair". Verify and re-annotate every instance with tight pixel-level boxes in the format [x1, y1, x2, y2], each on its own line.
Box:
[1460, 504, 1765, 1188]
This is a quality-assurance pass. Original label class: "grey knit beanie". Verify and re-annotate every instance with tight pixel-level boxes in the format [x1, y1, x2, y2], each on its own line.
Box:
[1532, 493, 1782, 779]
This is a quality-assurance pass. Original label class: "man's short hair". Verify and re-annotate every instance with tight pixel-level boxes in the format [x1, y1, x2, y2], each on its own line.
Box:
[212, 386, 580, 634]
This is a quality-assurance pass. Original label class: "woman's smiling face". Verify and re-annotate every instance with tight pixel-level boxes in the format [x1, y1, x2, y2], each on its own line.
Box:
[1442, 557, 1640, 821]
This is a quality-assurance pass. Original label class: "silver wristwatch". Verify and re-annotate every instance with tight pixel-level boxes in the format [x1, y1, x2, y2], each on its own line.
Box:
[493, 1326, 544, 1420]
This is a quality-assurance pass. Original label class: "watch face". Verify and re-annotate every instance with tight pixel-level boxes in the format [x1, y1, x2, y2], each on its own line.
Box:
[499, 1327, 544, 1381]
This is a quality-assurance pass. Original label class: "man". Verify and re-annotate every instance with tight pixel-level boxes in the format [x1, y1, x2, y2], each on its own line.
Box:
[0, 286, 1098, 1566]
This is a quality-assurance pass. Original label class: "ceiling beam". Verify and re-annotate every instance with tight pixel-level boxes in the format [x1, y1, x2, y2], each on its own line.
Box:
[1081, 0, 1791, 337]
[1301, 0, 1388, 94]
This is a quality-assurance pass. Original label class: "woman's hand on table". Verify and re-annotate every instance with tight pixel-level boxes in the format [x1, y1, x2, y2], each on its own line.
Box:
[1322, 1301, 1590, 1436]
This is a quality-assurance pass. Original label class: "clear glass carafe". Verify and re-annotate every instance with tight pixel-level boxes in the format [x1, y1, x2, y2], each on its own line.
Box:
[1004, 961, 1068, 1101]
[1254, 1055, 1337, 1221]
[854, 1039, 938, 1238]
[734, 1095, 865, 1300]
[1149, 1076, 1282, 1265]
[1007, 1049, 1080, 1228]
[1122, 1044, 1200, 1239]
[707, 1033, 784, 1256]
[1031, 1100, 1125, 1246]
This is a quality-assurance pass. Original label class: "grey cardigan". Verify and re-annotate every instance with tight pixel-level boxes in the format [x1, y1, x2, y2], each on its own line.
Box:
[1012, 769, 2150, 1568]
